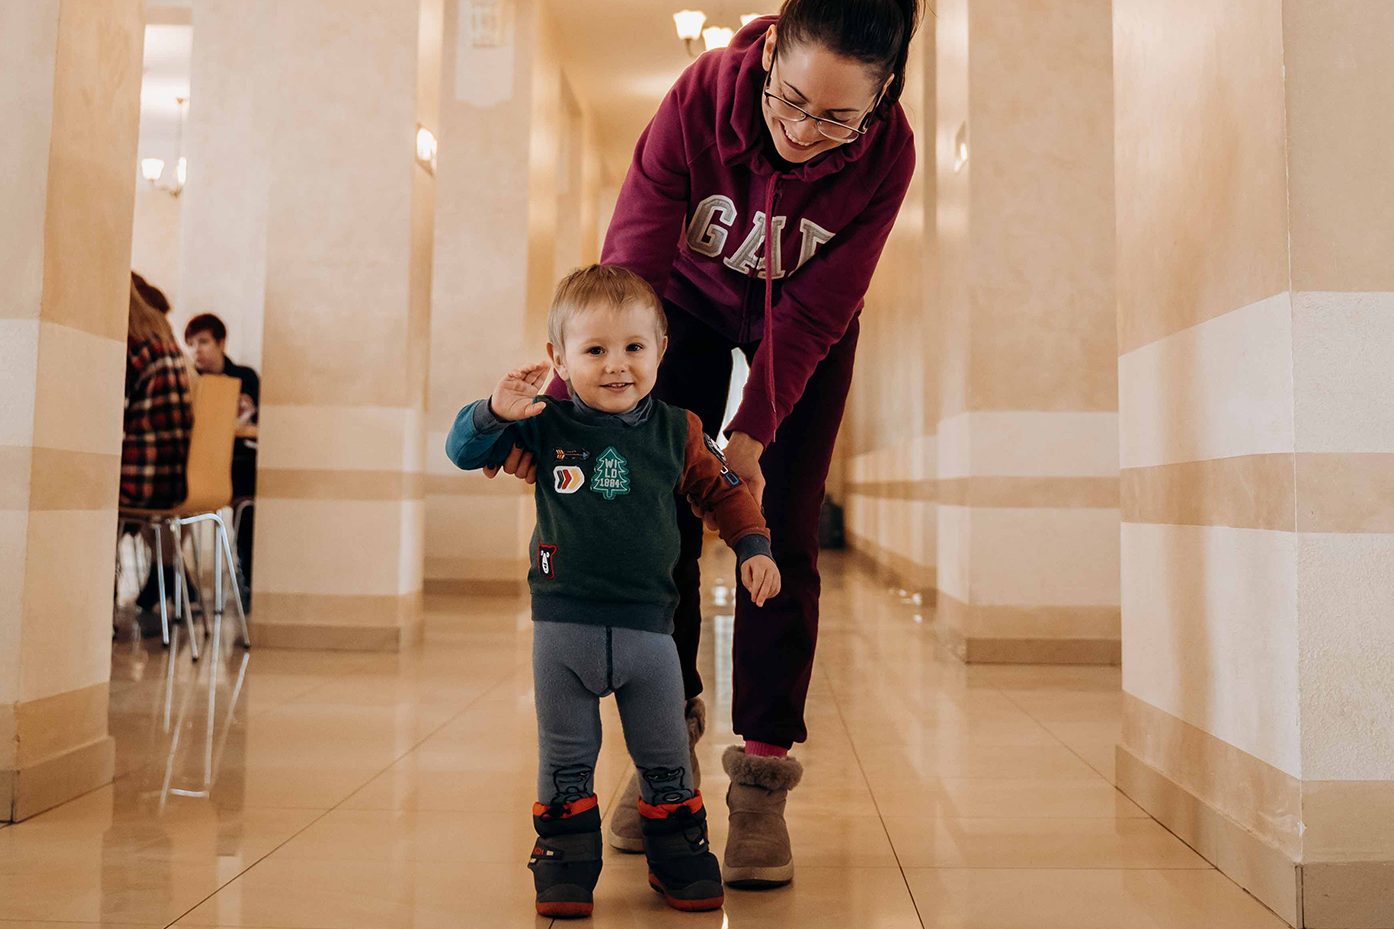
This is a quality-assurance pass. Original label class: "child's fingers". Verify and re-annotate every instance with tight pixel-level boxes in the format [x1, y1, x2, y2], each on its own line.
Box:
[757, 570, 775, 606]
[742, 563, 765, 606]
[519, 400, 546, 419]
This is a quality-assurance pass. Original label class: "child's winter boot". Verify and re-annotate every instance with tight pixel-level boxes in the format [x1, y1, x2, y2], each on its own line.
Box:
[529, 795, 603, 918]
[639, 792, 724, 912]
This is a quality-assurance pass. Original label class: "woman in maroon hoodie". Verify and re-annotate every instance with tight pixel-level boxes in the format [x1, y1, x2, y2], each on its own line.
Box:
[495, 0, 919, 887]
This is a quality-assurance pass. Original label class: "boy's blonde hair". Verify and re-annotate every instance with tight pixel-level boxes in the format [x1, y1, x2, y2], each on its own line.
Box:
[548, 264, 666, 349]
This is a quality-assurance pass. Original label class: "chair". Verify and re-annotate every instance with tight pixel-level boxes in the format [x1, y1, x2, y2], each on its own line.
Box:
[118, 374, 251, 660]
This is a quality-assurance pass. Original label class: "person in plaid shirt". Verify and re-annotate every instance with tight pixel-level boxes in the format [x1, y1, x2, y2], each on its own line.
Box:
[121, 277, 192, 509]
[120, 277, 196, 633]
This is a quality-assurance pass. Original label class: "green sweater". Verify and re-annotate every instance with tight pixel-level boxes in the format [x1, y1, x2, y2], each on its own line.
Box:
[446, 394, 770, 633]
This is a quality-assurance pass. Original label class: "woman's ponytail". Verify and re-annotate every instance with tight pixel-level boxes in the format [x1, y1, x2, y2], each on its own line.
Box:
[776, 0, 922, 116]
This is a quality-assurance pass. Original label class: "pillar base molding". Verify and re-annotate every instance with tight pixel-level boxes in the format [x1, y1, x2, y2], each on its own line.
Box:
[844, 533, 937, 603]
[252, 591, 424, 651]
[1119, 743, 1394, 929]
[423, 578, 526, 597]
[934, 593, 1121, 665]
[3, 736, 115, 823]
[1116, 744, 1300, 925]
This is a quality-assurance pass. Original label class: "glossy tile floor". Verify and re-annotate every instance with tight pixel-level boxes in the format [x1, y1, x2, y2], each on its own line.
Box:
[2, 552, 1289, 928]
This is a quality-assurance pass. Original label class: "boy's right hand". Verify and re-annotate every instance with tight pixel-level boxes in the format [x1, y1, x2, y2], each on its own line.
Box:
[490, 362, 551, 422]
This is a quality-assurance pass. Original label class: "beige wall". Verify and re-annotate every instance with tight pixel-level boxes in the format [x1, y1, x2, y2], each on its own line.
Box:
[0, 0, 145, 819]
[130, 183, 183, 316]
[932, 0, 1119, 664]
[424, 0, 607, 593]
[174, 0, 442, 650]
[843, 35, 938, 596]
[1114, 2, 1394, 925]
[179, 0, 273, 370]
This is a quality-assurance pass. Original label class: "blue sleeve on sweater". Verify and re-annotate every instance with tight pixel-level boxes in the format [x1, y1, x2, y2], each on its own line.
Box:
[444, 399, 532, 471]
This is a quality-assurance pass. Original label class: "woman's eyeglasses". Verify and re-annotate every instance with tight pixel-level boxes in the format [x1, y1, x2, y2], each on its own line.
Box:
[762, 61, 881, 144]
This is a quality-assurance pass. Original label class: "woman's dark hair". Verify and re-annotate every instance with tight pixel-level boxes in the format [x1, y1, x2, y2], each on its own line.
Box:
[184, 312, 228, 344]
[776, 0, 921, 116]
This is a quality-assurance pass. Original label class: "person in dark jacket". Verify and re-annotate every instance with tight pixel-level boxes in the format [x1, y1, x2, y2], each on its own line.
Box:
[185, 313, 259, 610]
[489, 0, 920, 885]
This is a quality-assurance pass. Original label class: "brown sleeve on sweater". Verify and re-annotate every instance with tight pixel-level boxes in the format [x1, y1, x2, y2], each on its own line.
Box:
[676, 410, 770, 548]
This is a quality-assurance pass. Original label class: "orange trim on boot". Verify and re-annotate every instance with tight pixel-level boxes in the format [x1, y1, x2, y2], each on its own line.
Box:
[532, 794, 599, 820]
[536, 900, 595, 918]
[637, 790, 704, 820]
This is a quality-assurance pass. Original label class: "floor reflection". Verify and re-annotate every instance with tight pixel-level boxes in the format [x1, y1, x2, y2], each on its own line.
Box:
[0, 552, 1291, 928]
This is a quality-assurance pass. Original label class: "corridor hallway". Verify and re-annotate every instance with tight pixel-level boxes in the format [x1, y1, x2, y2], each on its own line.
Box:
[0, 553, 1284, 929]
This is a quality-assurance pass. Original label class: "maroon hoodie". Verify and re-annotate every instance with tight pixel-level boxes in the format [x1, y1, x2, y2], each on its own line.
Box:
[600, 16, 915, 447]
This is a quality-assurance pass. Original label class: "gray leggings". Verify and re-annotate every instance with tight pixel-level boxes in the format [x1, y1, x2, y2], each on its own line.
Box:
[533, 621, 694, 807]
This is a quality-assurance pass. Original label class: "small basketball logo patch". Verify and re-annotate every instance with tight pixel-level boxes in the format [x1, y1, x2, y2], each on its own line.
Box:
[553, 466, 585, 494]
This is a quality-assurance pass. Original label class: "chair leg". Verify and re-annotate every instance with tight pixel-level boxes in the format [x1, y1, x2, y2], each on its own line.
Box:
[153, 521, 171, 648]
[214, 515, 251, 649]
[190, 527, 205, 626]
[212, 522, 225, 646]
[172, 521, 200, 662]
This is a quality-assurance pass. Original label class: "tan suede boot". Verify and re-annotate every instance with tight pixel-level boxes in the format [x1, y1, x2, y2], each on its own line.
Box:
[721, 745, 803, 888]
[606, 697, 706, 852]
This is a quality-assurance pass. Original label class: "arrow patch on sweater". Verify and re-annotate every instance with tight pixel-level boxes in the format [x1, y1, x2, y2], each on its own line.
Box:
[590, 447, 631, 501]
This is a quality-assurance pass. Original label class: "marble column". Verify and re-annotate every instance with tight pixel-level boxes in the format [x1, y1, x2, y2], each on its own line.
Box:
[1114, 1, 1394, 925]
[424, 0, 594, 593]
[181, 0, 443, 649]
[933, 0, 1120, 664]
[0, 0, 144, 819]
[843, 35, 939, 600]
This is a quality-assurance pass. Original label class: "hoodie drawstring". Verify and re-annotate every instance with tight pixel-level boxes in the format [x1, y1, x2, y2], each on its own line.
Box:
[762, 175, 778, 423]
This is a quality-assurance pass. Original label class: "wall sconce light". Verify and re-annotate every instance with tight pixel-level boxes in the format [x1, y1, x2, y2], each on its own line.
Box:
[952, 122, 969, 173]
[674, 10, 706, 55]
[416, 125, 438, 174]
[139, 154, 186, 197]
[140, 97, 190, 197]
[702, 25, 734, 50]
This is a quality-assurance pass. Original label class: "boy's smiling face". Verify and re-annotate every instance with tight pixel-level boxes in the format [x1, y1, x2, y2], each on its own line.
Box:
[547, 301, 668, 414]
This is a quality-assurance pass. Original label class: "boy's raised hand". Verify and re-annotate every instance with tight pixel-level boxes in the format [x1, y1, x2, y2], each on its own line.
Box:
[740, 554, 782, 608]
[490, 362, 551, 422]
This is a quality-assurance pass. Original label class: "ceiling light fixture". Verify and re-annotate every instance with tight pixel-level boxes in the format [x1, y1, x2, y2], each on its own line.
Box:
[702, 25, 734, 51]
[673, 10, 706, 55]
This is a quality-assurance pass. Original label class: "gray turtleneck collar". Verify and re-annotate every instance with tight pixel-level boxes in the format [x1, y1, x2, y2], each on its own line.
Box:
[568, 386, 654, 428]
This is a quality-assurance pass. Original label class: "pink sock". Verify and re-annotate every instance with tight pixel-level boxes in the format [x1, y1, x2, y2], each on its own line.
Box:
[744, 740, 788, 758]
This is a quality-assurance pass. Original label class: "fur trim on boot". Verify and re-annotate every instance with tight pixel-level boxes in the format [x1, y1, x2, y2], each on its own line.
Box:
[685, 696, 706, 744]
[721, 745, 803, 792]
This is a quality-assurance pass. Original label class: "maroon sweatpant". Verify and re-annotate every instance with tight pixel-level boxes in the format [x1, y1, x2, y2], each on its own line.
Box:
[656, 303, 859, 747]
